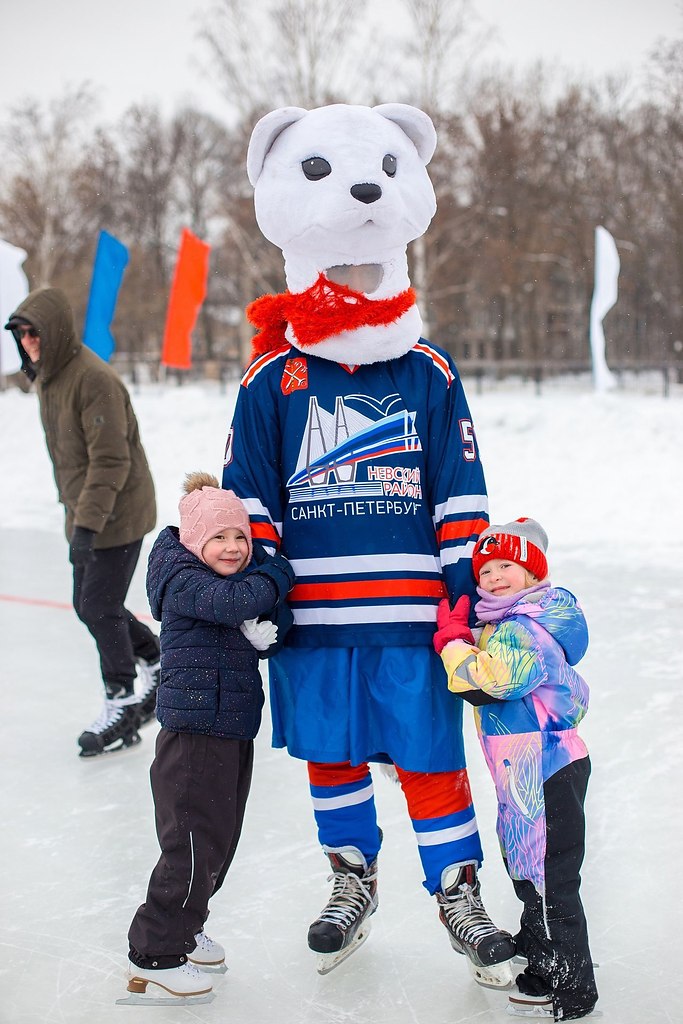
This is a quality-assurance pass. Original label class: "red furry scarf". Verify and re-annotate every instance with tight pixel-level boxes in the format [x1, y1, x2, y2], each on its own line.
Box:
[246, 274, 416, 358]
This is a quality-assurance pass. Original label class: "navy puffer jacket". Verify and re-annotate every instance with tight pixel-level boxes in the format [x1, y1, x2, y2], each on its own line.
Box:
[147, 527, 295, 739]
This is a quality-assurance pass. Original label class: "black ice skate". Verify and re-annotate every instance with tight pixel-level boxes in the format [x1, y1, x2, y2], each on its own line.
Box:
[78, 694, 142, 757]
[136, 657, 161, 725]
[308, 846, 378, 975]
[436, 861, 516, 989]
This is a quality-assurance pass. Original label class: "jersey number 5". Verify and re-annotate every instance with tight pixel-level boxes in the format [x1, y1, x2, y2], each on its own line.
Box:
[459, 419, 476, 461]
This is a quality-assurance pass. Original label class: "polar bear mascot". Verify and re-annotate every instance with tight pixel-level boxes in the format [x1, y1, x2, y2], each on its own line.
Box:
[222, 103, 515, 983]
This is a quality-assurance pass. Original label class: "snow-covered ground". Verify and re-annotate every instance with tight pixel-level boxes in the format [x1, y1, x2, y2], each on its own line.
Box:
[1, 375, 682, 1024]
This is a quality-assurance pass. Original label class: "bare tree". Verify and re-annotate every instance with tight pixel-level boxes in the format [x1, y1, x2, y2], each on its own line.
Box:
[0, 85, 97, 285]
[395, 0, 490, 339]
[198, 0, 374, 116]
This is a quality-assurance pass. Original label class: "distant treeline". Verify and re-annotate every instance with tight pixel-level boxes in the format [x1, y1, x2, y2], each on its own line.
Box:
[0, 0, 680, 372]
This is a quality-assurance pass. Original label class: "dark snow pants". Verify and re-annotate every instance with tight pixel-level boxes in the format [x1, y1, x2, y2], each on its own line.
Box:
[511, 757, 598, 1021]
[71, 538, 159, 694]
[128, 729, 254, 969]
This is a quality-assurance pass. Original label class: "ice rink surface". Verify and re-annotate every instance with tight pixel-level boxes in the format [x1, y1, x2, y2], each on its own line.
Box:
[1, 381, 682, 1023]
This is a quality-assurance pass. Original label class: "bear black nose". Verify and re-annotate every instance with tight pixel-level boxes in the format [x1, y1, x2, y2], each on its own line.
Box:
[350, 182, 382, 204]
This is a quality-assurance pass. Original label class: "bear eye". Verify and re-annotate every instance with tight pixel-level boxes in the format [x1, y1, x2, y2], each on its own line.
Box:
[302, 157, 332, 180]
[382, 154, 397, 177]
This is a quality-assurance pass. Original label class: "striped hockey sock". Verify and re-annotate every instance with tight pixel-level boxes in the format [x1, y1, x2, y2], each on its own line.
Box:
[395, 765, 483, 894]
[307, 761, 382, 862]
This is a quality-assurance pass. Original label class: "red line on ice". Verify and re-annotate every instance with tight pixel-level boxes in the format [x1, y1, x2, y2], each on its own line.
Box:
[0, 593, 154, 622]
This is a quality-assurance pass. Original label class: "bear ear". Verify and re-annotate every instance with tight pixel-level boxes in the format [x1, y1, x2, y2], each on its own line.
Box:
[246, 106, 309, 185]
[372, 103, 437, 165]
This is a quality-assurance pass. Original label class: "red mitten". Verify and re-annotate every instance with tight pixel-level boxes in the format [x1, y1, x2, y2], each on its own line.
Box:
[433, 595, 475, 655]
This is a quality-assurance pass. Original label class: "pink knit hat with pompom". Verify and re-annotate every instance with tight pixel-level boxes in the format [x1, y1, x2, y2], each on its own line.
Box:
[178, 472, 252, 565]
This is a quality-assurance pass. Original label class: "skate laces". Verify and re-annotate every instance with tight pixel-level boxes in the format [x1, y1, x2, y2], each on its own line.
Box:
[137, 660, 161, 699]
[179, 961, 202, 978]
[318, 865, 377, 931]
[438, 880, 499, 944]
[85, 695, 139, 734]
[193, 931, 216, 952]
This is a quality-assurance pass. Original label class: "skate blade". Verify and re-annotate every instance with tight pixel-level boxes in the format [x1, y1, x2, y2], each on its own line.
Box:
[467, 956, 514, 990]
[506, 1005, 553, 1019]
[315, 922, 371, 975]
[116, 991, 215, 1006]
[507, 1008, 602, 1020]
[79, 734, 142, 758]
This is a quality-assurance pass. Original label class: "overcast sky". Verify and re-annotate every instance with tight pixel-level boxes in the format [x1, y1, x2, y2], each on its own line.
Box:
[1, 0, 681, 125]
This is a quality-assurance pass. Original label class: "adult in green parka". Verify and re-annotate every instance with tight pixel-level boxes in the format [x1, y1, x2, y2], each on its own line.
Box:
[5, 286, 160, 757]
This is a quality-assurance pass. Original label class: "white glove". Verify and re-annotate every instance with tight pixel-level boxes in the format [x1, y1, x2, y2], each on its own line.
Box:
[240, 618, 278, 651]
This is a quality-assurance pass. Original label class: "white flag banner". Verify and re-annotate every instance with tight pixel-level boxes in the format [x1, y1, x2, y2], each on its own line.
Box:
[0, 238, 29, 376]
[589, 225, 619, 393]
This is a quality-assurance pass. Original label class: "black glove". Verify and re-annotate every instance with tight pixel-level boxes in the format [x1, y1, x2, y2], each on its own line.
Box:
[69, 526, 95, 566]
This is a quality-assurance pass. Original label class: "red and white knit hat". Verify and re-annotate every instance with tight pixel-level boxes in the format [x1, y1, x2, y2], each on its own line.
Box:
[472, 517, 548, 581]
[179, 472, 252, 565]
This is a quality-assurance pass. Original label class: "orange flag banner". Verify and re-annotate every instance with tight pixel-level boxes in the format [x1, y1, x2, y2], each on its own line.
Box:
[161, 228, 211, 369]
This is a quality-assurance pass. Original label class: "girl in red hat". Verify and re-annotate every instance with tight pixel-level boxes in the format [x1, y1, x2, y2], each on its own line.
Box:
[434, 518, 597, 1021]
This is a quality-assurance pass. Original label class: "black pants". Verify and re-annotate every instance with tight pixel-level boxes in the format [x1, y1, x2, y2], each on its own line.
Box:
[511, 757, 598, 1021]
[128, 729, 254, 968]
[72, 539, 159, 693]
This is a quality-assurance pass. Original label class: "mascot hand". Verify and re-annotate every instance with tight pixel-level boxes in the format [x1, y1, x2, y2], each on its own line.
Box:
[240, 618, 278, 651]
[433, 596, 475, 655]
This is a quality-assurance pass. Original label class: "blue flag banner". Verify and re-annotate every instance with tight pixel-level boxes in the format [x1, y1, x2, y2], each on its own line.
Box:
[83, 230, 129, 361]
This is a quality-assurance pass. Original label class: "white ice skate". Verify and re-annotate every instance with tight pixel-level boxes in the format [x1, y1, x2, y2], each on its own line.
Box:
[507, 988, 554, 1017]
[188, 930, 228, 973]
[116, 960, 214, 1006]
[507, 987, 603, 1019]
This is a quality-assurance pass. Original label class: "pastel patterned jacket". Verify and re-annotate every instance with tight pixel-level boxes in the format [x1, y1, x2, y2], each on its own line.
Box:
[440, 585, 590, 896]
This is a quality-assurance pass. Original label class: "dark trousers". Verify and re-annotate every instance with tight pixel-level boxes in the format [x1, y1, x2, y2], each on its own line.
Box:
[72, 539, 159, 693]
[128, 729, 254, 968]
[511, 757, 598, 1021]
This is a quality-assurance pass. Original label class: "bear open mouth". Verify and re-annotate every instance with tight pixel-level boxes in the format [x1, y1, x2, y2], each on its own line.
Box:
[325, 264, 384, 295]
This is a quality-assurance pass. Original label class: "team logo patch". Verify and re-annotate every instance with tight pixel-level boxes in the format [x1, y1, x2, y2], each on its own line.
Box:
[478, 536, 499, 556]
[281, 357, 308, 395]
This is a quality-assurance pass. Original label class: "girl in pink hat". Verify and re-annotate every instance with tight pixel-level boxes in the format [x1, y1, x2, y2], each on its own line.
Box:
[434, 518, 597, 1022]
[125, 472, 295, 1004]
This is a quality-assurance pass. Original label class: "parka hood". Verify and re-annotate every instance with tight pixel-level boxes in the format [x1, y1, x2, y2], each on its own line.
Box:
[6, 287, 81, 384]
[512, 587, 588, 666]
[146, 527, 203, 621]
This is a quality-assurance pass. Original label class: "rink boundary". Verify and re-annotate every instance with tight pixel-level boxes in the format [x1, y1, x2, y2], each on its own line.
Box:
[0, 592, 154, 622]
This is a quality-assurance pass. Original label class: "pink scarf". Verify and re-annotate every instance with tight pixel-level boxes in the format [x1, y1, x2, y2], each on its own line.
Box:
[474, 581, 551, 624]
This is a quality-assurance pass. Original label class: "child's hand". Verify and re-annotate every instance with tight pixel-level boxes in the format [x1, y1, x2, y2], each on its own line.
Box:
[433, 596, 475, 655]
[240, 618, 278, 651]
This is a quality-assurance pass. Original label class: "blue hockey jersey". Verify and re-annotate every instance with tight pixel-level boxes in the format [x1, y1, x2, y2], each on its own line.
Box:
[222, 341, 488, 648]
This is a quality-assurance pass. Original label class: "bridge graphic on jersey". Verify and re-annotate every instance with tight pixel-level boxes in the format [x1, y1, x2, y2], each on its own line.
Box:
[287, 394, 421, 500]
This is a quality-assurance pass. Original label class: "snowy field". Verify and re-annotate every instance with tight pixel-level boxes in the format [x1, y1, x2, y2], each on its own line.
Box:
[1, 374, 682, 1024]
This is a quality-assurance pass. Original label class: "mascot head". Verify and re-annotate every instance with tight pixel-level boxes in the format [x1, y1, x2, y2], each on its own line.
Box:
[246, 103, 437, 365]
